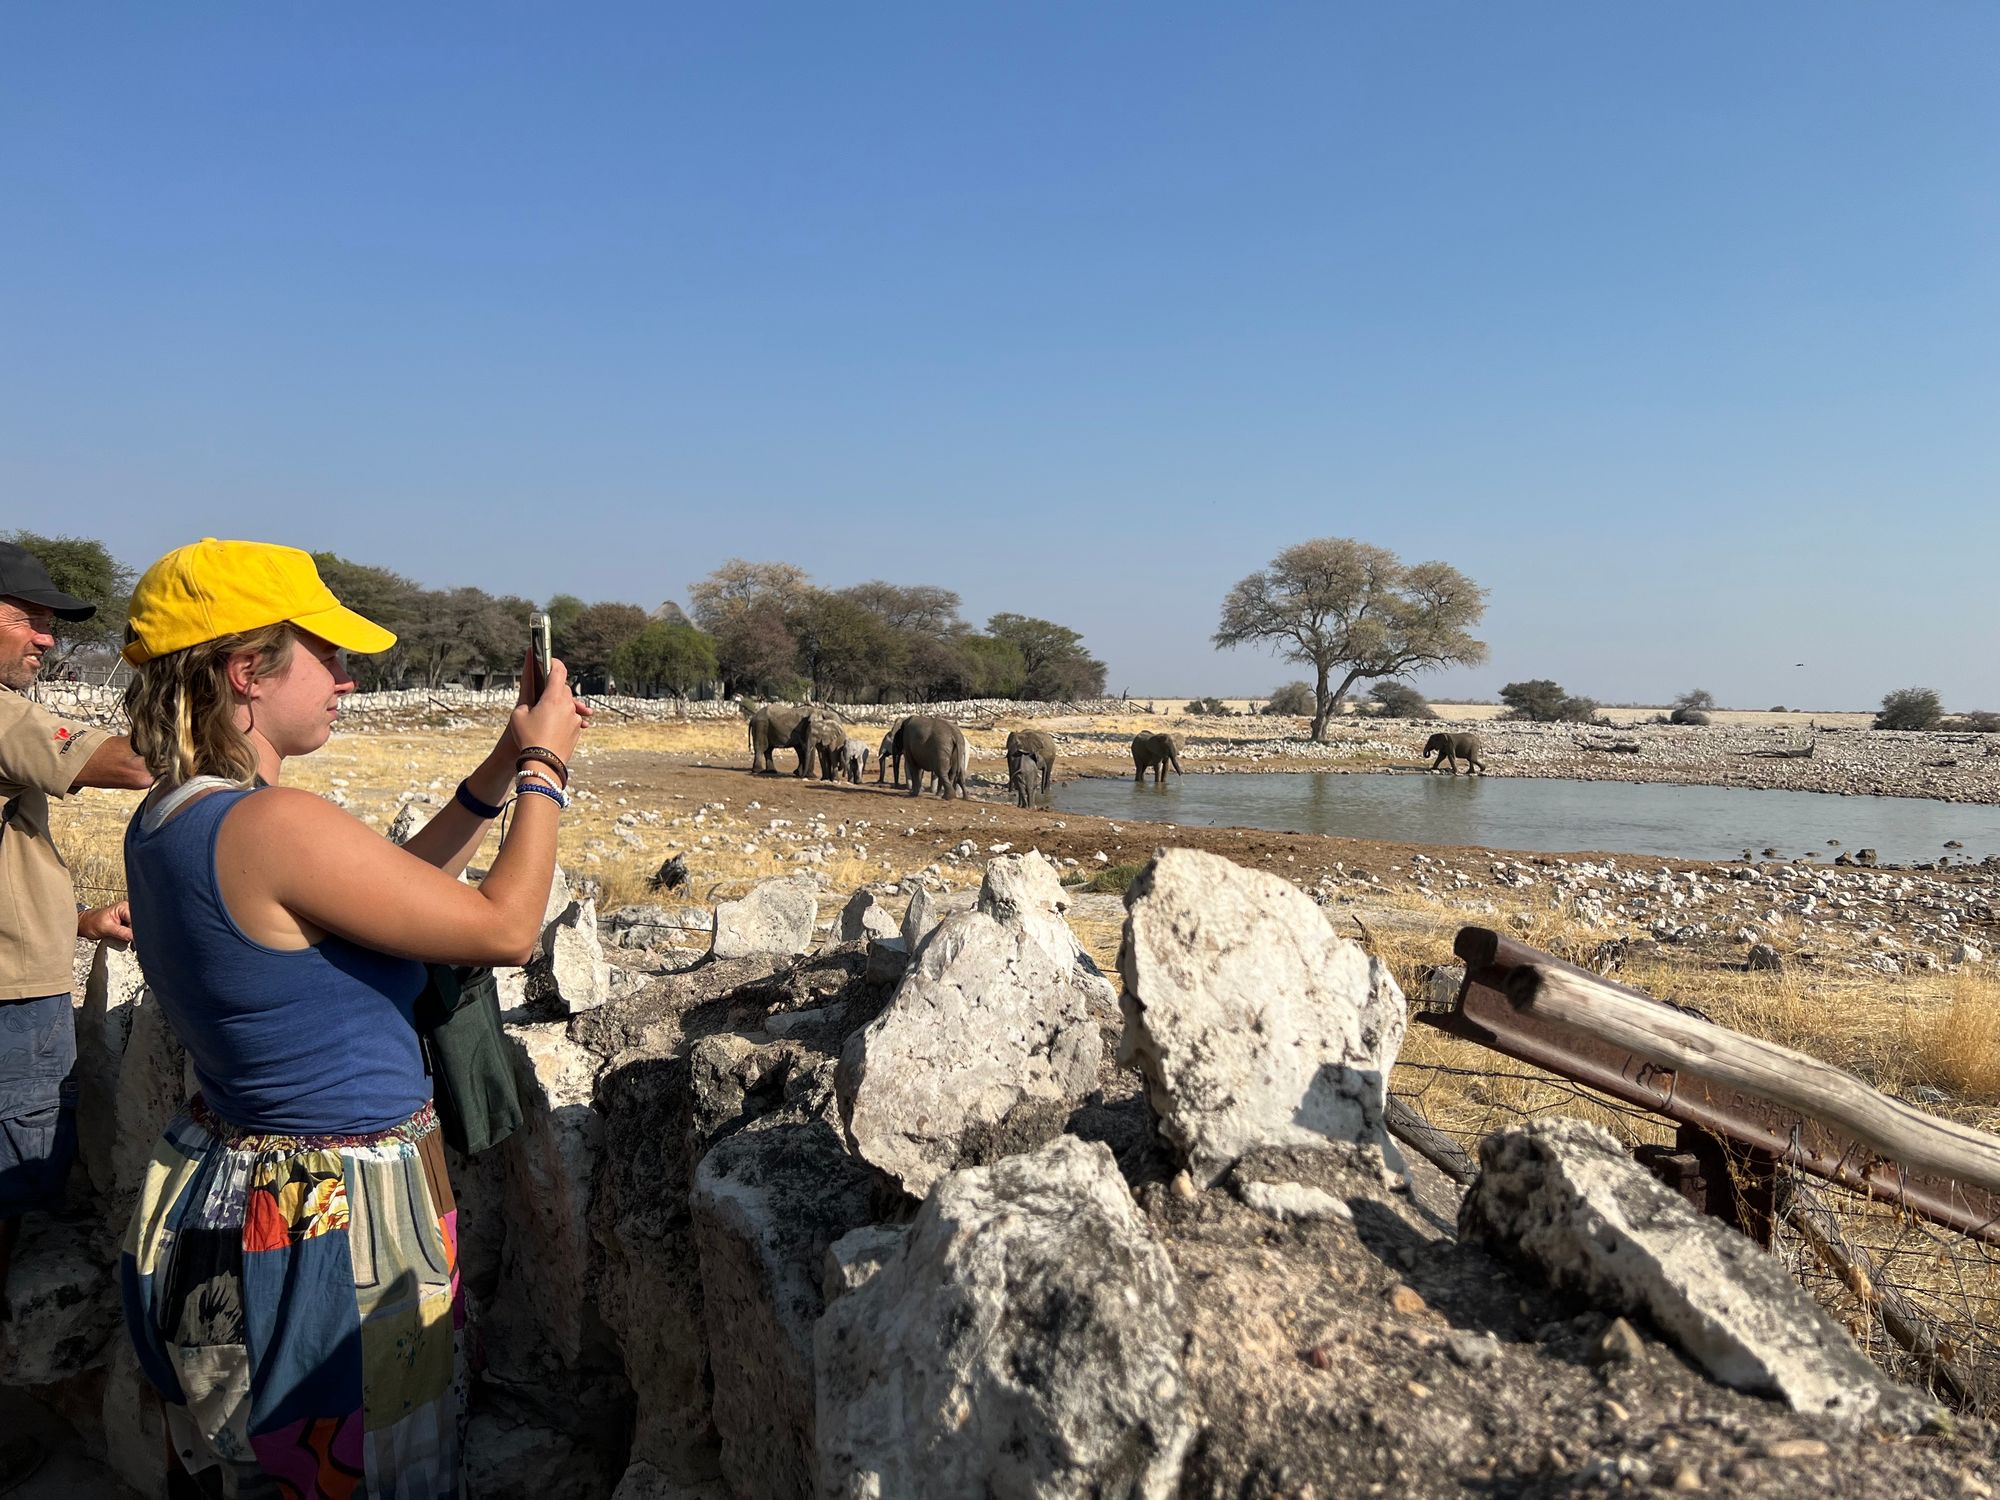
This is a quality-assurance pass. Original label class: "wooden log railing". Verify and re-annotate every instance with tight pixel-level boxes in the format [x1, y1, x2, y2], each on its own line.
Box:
[1421, 928, 2000, 1247]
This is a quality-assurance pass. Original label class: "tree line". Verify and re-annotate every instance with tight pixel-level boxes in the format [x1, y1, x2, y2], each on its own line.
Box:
[4, 532, 1107, 705]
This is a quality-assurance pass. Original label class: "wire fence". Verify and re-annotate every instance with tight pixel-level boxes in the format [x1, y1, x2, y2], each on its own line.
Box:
[1391, 1023, 2000, 1414]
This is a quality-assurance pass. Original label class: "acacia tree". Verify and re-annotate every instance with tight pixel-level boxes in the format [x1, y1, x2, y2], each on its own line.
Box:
[1213, 538, 1487, 741]
[690, 560, 810, 698]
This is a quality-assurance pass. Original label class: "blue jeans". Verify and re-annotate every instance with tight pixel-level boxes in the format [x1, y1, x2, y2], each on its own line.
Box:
[0, 994, 77, 1216]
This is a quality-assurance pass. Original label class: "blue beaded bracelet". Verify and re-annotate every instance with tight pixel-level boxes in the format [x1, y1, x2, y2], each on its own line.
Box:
[456, 779, 505, 820]
[514, 780, 568, 811]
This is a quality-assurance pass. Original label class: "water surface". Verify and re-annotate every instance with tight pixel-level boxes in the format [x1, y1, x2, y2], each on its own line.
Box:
[1052, 772, 2000, 866]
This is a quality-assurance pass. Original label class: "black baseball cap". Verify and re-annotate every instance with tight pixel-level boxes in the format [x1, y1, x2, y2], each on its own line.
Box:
[0, 541, 96, 620]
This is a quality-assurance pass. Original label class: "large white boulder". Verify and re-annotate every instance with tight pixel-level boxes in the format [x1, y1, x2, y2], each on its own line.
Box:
[1118, 849, 1407, 1185]
[815, 1136, 1191, 1499]
[836, 905, 1101, 1199]
[689, 1123, 876, 1499]
[1460, 1118, 1926, 1428]
[110, 983, 189, 1212]
[485, 1023, 603, 1367]
[528, 897, 611, 1014]
[712, 876, 818, 960]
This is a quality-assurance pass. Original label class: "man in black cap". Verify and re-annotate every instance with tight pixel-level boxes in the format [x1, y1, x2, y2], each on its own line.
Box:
[0, 541, 150, 1474]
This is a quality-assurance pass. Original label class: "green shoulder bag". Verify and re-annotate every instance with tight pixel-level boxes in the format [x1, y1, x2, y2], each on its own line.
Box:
[414, 964, 523, 1155]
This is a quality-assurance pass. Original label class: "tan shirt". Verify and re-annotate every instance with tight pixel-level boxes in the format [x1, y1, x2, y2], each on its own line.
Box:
[0, 687, 109, 1000]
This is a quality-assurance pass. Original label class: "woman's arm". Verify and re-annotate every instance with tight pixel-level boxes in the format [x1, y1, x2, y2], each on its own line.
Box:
[225, 785, 564, 966]
[214, 658, 586, 965]
[397, 648, 591, 878]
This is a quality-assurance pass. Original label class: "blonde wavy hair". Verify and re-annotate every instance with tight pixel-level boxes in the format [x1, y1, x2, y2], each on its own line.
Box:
[123, 623, 296, 785]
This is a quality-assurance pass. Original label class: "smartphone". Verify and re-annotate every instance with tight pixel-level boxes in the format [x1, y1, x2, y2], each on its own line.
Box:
[527, 612, 552, 699]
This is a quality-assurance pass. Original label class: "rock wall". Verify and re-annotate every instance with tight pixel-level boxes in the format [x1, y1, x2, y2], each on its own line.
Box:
[6, 852, 1981, 1500]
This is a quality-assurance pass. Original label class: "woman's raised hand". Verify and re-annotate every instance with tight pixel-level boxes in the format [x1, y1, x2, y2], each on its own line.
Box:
[508, 649, 588, 765]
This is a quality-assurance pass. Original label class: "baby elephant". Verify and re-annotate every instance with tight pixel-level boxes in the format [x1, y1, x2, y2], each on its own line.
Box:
[840, 741, 870, 784]
[1423, 732, 1485, 776]
[1005, 729, 1057, 808]
[1132, 731, 1182, 784]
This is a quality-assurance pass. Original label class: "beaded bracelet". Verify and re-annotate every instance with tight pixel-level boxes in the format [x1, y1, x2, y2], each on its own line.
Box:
[514, 779, 569, 812]
[515, 746, 568, 787]
[455, 779, 505, 820]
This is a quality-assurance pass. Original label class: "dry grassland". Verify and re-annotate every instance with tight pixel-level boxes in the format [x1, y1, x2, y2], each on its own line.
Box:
[50, 713, 1999, 1133]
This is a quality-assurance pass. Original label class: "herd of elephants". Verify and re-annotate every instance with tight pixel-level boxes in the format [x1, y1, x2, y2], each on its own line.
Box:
[743, 704, 1489, 804]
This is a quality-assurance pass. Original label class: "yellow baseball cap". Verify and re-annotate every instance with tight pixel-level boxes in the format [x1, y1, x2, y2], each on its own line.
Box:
[122, 539, 398, 665]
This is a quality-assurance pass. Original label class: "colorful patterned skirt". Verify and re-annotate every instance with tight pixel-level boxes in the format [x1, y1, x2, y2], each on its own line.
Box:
[120, 1097, 466, 1498]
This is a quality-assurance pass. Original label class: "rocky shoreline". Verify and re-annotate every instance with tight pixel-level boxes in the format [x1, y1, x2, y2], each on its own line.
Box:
[1063, 719, 2000, 806]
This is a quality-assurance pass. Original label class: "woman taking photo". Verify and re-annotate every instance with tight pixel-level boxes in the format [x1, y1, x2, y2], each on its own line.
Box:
[115, 539, 586, 1498]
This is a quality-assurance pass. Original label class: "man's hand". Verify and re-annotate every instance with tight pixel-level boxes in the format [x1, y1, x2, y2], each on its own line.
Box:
[77, 901, 133, 944]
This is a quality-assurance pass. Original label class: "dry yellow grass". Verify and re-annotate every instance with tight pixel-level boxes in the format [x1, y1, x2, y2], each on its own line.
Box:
[50, 714, 1994, 1136]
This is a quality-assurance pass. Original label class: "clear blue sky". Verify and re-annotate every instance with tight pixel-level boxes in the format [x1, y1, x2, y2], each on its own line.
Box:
[4, 4, 1995, 709]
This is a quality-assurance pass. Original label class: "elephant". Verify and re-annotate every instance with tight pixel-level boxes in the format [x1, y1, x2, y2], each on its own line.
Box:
[840, 741, 871, 784]
[1423, 732, 1485, 775]
[1005, 729, 1057, 808]
[876, 718, 909, 786]
[893, 715, 969, 799]
[1131, 732, 1182, 784]
[807, 716, 850, 781]
[746, 703, 814, 777]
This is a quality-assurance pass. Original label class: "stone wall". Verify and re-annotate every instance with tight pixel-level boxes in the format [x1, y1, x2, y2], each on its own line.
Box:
[28, 680, 1127, 729]
[2, 852, 1971, 1500]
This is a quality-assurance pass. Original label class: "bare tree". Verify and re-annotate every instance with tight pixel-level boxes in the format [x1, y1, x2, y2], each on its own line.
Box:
[1214, 538, 1487, 741]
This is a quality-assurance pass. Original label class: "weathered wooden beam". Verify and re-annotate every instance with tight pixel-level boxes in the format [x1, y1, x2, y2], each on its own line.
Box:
[1386, 1097, 1478, 1185]
[1507, 963, 2000, 1202]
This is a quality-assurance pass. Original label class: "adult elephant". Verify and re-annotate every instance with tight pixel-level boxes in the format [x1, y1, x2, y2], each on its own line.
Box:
[894, 715, 969, 799]
[807, 715, 850, 782]
[1131, 732, 1182, 784]
[1005, 729, 1057, 808]
[746, 703, 813, 777]
[876, 718, 909, 787]
[1423, 732, 1485, 776]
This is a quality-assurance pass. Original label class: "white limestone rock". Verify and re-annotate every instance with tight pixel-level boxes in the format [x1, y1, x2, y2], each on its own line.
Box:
[74, 940, 147, 1198]
[1460, 1117, 1929, 1429]
[110, 984, 189, 1212]
[485, 1024, 603, 1367]
[836, 906, 1101, 1199]
[528, 897, 611, 1014]
[711, 875, 818, 960]
[1118, 849, 1407, 1186]
[898, 884, 938, 954]
[0, 1215, 117, 1385]
[815, 1137, 1191, 1500]
[837, 888, 899, 943]
[690, 1123, 877, 1499]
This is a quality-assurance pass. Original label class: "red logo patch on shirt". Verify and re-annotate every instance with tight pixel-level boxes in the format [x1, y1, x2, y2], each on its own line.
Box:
[55, 726, 77, 754]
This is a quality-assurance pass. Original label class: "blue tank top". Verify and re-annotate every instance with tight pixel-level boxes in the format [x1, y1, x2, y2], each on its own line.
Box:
[124, 785, 430, 1134]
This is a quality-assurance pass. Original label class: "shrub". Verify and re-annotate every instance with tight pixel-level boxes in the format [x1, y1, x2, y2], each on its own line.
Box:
[1768, 705, 1787, 713]
[1264, 681, 1315, 716]
[1499, 679, 1605, 725]
[1083, 863, 1146, 895]
[1672, 688, 1715, 713]
[1185, 696, 1228, 716]
[1875, 688, 1944, 731]
[1368, 681, 1436, 720]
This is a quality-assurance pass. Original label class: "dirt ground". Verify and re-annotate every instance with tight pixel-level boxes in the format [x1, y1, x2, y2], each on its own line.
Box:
[596, 747, 1998, 906]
